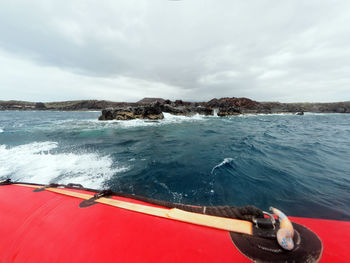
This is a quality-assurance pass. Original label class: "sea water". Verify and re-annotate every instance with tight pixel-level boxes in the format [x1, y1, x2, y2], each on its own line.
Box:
[0, 111, 349, 220]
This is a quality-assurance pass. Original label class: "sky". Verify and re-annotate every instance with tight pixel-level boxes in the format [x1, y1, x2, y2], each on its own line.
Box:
[0, 0, 349, 102]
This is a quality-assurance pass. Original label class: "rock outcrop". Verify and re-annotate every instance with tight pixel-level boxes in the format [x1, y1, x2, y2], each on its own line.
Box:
[207, 97, 259, 109]
[217, 107, 241, 116]
[99, 102, 164, 120]
[206, 97, 260, 114]
[98, 101, 214, 120]
[161, 104, 192, 116]
[191, 106, 213, 116]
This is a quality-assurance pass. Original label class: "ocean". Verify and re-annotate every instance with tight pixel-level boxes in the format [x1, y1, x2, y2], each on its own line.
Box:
[0, 111, 349, 220]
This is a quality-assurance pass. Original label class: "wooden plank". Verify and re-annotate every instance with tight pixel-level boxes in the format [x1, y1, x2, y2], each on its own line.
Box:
[14, 184, 253, 235]
[167, 208, 253, 234]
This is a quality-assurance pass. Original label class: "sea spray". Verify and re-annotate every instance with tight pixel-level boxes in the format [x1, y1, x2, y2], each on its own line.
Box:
[211, 158, 234, 174]
[0, 141, 128, 188]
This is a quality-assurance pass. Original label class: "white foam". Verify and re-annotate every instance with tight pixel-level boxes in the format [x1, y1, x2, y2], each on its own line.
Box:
[0, 142, 128, 188]
[163, 112, 205, 122]
[211, 158, 234, 174]
[15, 113, 208, 132]
[0, 128, 3, 133]
[91, 112, 207, 129]
[236, 113, 294, 118]
[303, 112, 342, 116]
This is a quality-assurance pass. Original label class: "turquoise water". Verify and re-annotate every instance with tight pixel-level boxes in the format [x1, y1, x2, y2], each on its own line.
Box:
[0, 111, 349, 220]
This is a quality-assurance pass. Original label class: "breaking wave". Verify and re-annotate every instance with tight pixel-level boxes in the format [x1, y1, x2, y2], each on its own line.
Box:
[211, 158, 234, 174]
[0, 141, 128, 188]
[88, 112, 207, 129]
[24, 113, 208, 131]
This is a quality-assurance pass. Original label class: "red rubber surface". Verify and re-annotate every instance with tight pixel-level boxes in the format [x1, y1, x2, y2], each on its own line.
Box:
[0, 185, 349, 262]
[290, 216, 349, 263]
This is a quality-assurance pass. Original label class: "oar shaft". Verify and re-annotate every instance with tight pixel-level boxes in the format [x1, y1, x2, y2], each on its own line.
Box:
[15, 184, 253, 235]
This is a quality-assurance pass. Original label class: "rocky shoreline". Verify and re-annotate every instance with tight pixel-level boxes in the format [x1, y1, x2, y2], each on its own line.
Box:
[1, 98, 349, 120]
[98, 97, 350, 120]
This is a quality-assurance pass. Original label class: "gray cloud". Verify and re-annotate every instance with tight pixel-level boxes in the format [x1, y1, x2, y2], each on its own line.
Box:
[0, 0, 349, 102]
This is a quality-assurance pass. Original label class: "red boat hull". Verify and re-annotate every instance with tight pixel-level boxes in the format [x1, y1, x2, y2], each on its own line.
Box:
[0, 184, 348, 262]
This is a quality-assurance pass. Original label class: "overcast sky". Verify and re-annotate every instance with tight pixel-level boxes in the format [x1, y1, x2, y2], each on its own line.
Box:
[0, 0, 349, 102]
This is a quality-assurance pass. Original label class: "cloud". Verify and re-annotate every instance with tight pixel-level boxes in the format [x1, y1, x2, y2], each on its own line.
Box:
[0, 50, 182, 101]
[0, 0, 349, 102]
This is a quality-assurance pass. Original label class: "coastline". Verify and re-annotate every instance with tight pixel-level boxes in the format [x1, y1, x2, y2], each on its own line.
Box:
[1, 98, 349, 119]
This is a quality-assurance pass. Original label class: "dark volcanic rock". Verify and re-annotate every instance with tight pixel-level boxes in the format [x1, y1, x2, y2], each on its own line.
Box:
[160, 104, 213, 116]
[191, 106, 213, 116]
[98, 109, 115, 120]
[161, 104, 192, 116]
[35, 102, 46, 110]
[206, 97, 259, 116]
[206, 97, 260, 114]
[99, 101, 213, 120]
[174, 100, 184, 106]
[141, 102, 164, 119]
[99, 102, 164, 120]
[217, 107, 241, 116]
[114, 108, 138, 120]
[206, 97, 259, 110]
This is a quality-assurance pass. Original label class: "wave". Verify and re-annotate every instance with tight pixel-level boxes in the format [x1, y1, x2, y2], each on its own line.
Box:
[0, 112, 209, 133]
[163, 112, 206, 121]
[87, 113, 207, 129]
[0, 141, 128, 188]
[0, 128, 3, 133]
[236, 113, 294, 118]
[211, 158, 234, 174]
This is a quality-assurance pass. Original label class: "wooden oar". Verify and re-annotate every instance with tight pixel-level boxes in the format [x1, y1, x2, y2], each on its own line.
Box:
[15, 184, 253, 235]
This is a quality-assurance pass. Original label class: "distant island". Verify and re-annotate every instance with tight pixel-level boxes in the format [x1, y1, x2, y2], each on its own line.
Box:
[0, 98, 349, 120]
